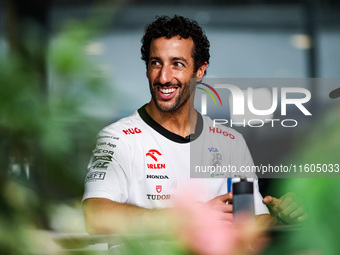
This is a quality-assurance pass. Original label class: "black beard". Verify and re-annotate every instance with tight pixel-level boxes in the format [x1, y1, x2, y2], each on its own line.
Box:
[149, 81, 191, 112]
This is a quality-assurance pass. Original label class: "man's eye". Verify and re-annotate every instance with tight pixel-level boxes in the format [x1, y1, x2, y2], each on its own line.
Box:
[151, 61, 161, 66]
[174, 62, 184, 67]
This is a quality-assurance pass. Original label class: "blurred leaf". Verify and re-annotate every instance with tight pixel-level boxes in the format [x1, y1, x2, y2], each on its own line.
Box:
[0, 17, 116, 255]
[266, 104, 340, 255]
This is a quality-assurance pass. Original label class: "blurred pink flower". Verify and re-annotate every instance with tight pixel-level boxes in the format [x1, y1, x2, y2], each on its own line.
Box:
[173, 187, 265, 255]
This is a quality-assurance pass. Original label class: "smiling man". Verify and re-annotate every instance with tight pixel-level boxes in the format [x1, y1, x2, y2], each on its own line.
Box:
[82, 16, 271, 235]
[147, 36, 195, 112]
[145, 35, 202, 137]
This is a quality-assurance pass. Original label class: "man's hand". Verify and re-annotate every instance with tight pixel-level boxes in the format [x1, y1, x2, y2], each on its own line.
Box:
[205, 192, 233, 223]
[262, 192, 307, 225]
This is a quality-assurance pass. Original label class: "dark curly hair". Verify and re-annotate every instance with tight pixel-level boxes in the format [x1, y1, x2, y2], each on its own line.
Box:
[141, 15, 210, 75]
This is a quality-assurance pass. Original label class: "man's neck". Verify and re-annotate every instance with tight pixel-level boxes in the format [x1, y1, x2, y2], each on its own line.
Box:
[145, 101, 197, 138]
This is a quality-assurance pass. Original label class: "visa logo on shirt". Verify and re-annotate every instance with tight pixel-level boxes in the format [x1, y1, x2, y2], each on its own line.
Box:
[208, 147, 219, 153]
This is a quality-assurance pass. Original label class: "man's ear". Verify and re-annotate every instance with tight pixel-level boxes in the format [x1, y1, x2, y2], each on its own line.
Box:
[195, 62, 208, 80]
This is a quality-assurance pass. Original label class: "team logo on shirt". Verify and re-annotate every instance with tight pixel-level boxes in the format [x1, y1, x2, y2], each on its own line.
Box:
[156, 185, 162, 193]
[208, 147, 223, 171]
[146, 149, 166, 169]
[211, 153, 222, 167]
[146, 149, 162, 161]
[209, 151, 226, 177]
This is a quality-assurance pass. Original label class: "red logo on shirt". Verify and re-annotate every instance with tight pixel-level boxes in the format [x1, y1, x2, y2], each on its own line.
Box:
[209, 127, 235, 139]
[122, 127, 142, 135]
[156, 185, 162, 193]
[146, 149, 162, 161]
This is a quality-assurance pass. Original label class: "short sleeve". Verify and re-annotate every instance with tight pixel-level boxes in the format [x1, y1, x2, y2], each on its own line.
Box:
[82, 128, 130, 203]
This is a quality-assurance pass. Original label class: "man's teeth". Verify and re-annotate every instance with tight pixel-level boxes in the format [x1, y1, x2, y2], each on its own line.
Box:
[159, 88, 176, 94]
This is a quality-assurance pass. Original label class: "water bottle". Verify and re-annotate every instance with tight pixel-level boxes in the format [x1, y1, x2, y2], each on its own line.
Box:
[232, 177, 254, 223]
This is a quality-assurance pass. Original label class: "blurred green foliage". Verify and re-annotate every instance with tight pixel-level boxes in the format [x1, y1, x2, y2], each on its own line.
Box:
[0, 20, 115, 254]
[264, 104, 340, 255]
[1, 21, 113, 195]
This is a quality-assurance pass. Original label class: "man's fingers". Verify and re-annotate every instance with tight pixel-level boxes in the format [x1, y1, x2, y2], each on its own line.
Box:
[263, 192, 307, 224]
[262, 196, 273, 205]
[218, 192, 233, 203]
[211, 203, 233, 213]
[297, 214, 308, 222]
[279, 206, 306, 224]
[263, 196, 281, 215]
[288, 207, 305, 219]
[263, 196, 280, 206]
[221, 204, 233, 213]
[279, 201, 297, 216]
[279, 194, 296, 209]
[205, 193, 233, 211]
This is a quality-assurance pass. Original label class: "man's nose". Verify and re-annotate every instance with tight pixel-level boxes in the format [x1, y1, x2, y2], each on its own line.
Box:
[159, 65, 173, 84]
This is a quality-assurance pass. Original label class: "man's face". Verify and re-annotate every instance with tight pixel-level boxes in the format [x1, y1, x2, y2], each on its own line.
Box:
[146, 36, 205, 112]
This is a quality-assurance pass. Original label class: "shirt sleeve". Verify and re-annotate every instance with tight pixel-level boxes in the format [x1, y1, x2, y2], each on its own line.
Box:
[82, 128, 130, 203]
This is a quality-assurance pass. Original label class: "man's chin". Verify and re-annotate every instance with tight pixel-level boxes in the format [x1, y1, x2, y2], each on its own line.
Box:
[155, 100, 179, 112]
[157, 105, 177, 112]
